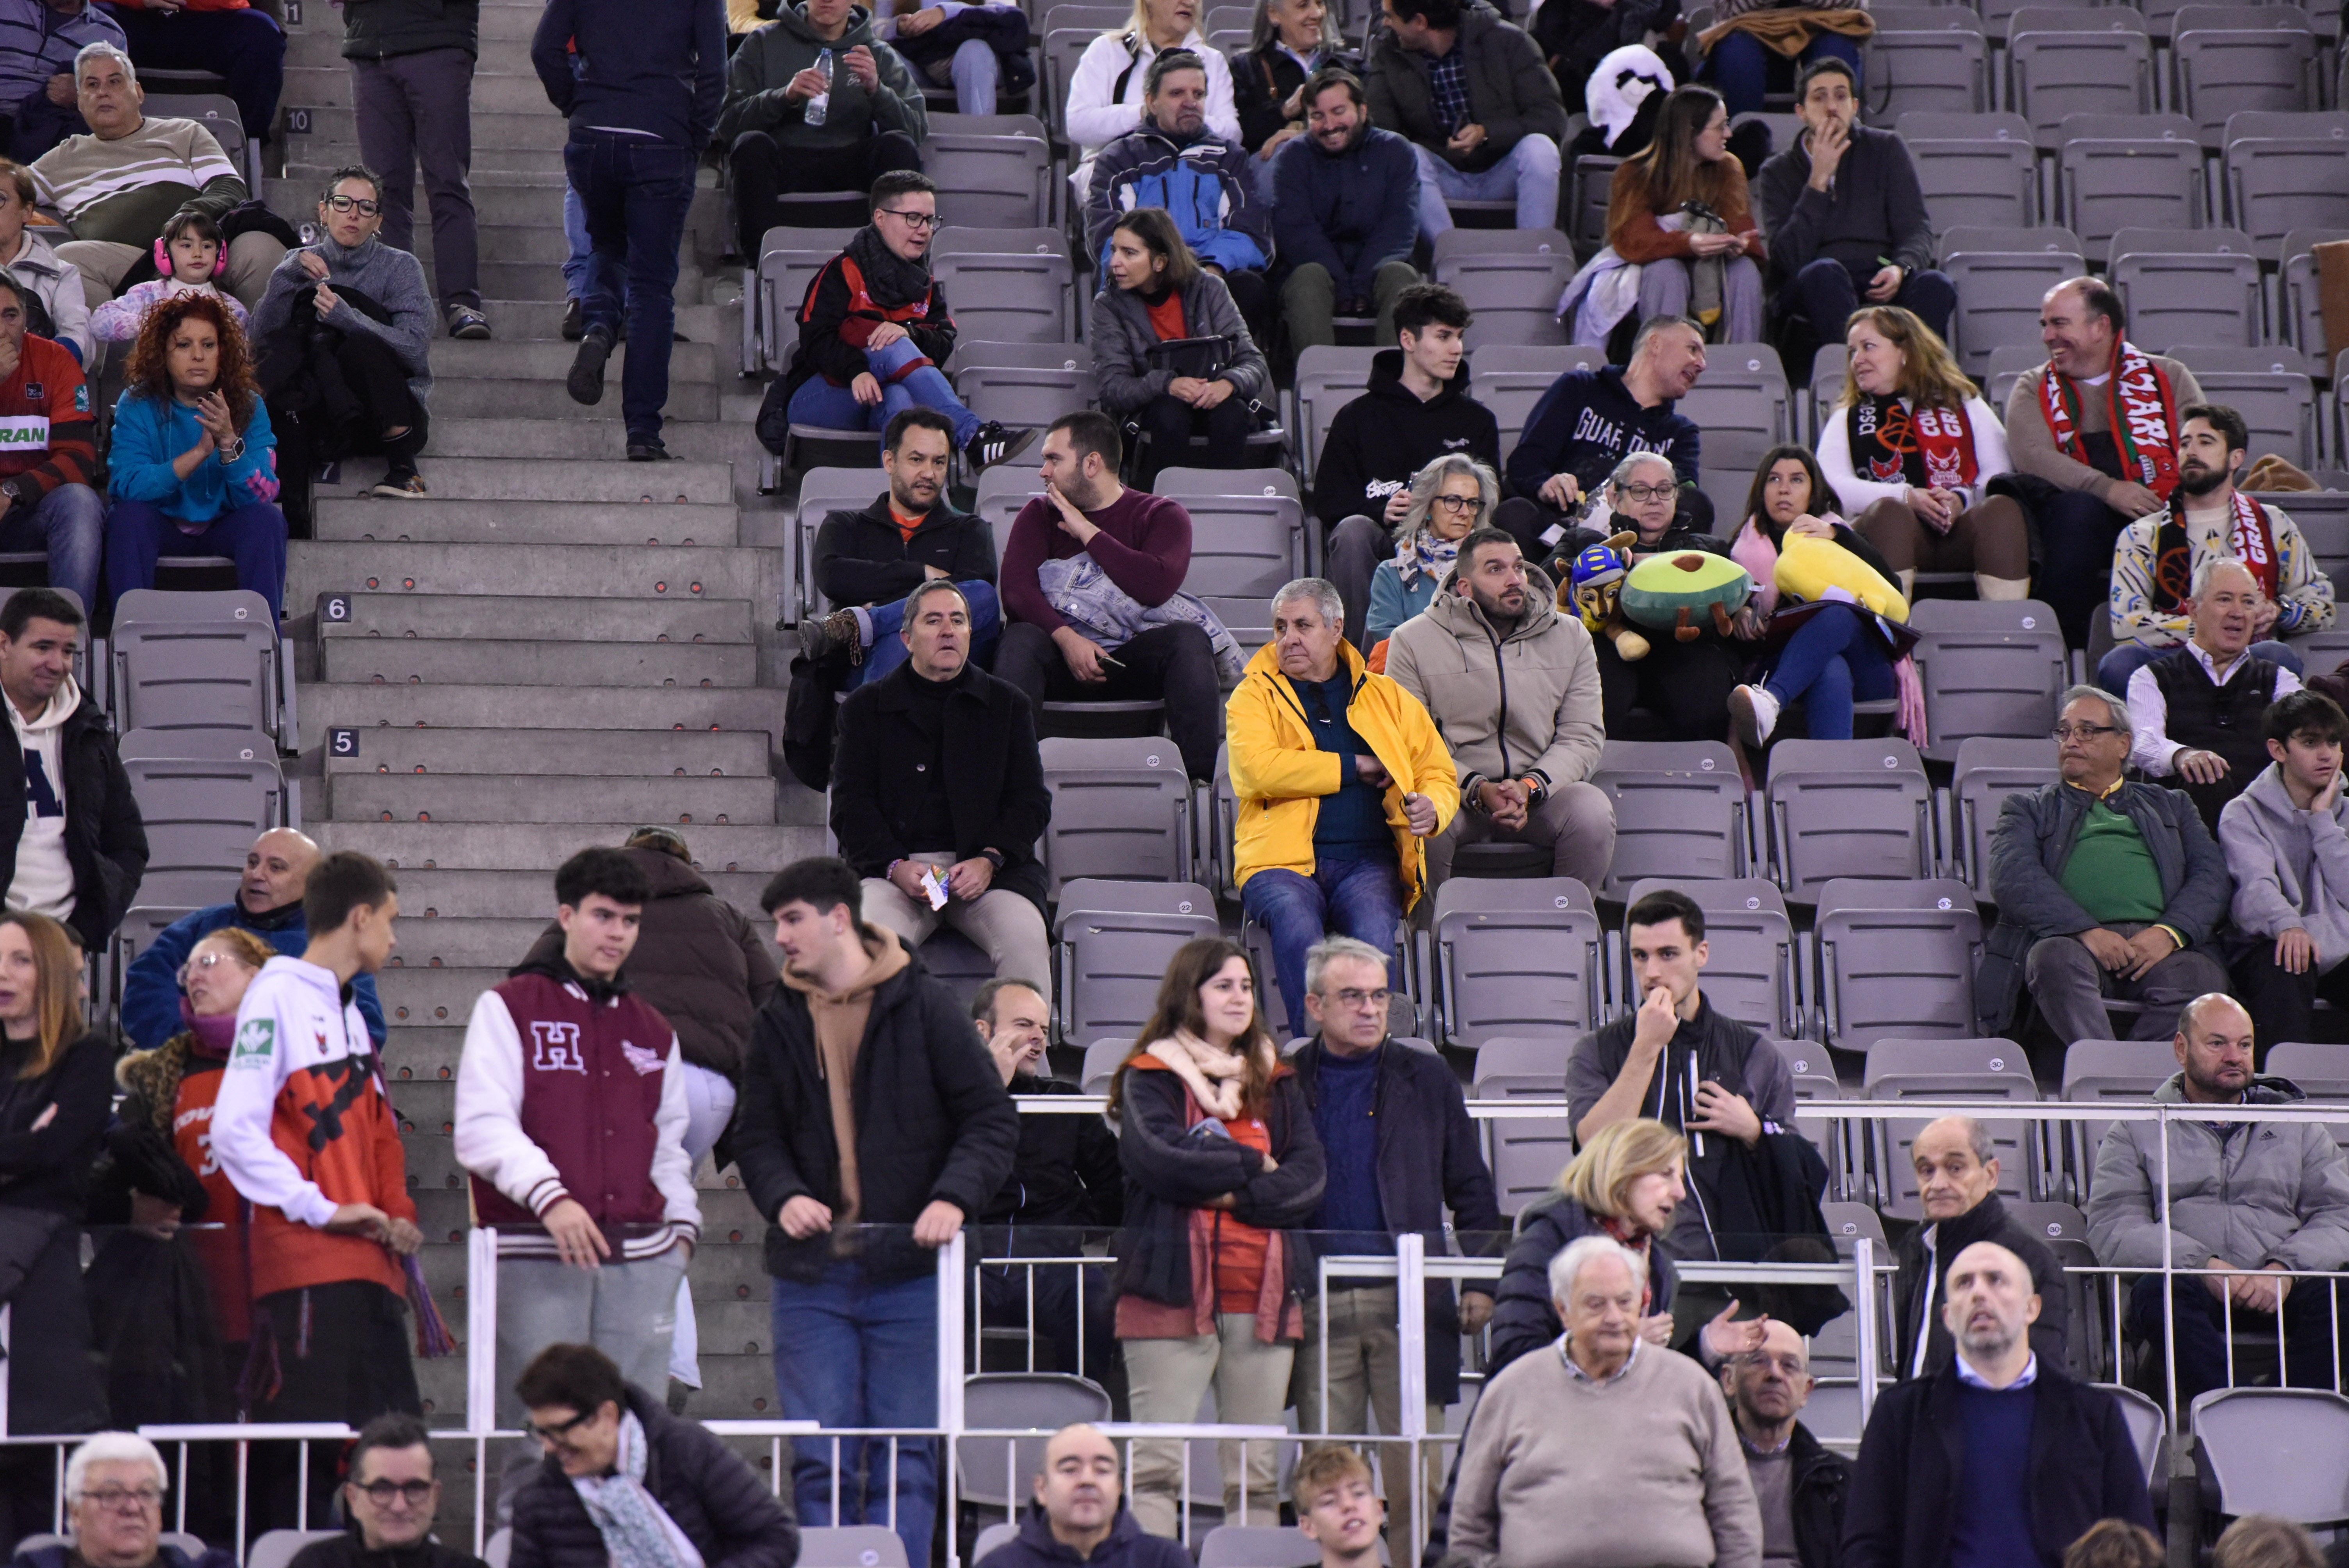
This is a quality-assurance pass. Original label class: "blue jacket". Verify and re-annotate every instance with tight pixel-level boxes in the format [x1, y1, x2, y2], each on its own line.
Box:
[106, 390, 279, 522]
[121, 900, 386, 1051]
[1367, 556, 1440, 647]
[531, 0, 726, 148]
[1269, 122, 1417, 301]
[1084, 123, 1271, 279]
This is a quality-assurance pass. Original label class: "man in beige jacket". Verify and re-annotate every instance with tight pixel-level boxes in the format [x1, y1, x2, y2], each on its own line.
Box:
[1385, 527, 1615, 890]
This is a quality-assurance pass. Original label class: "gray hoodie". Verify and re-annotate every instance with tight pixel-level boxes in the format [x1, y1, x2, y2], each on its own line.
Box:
[2219, 761, 2349, 968]
[2087, 1069, 2349, 1276]
[716, 2, 927, 151]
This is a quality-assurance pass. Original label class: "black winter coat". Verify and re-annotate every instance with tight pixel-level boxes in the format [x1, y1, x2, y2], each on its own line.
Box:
[288, 1527, 487, 1568]
[0, 692, 146, 949]
[1311, 348, 1502, 532]
[813, 495, 1000, 610]
[735, 938, 1020, 1283]
[976, 1500, 1193, 1568]
[831, 659, 1052, 915]
[1290, 1035, 1504, 1404]
[1485, 1191, 1677, 1374]
[1891, 1192, 2071, 1382]
[1781, 1421, 1854, 1568]
[520, 846, 777, 1082]
[340, 0, 480, 60]
[1840, 1360, 2153, 1568]
[980, 1072, 1122, 1233]
[1232, 40, 1361, 153]
[508, 1384, 799, 1568]
[1112, 1058, 1326, 1318]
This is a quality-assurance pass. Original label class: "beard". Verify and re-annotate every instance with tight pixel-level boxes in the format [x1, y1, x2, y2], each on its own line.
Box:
[2178, 463, 2233, 499]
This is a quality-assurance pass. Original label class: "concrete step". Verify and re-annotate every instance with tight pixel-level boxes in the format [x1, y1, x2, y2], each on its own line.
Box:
[382, 1026, 465, 1079]
[465, 298, 726, 346]
[292, 106, 570, 153]
[274, 164, 568, 200]
[435, 338, 718, 385]
[316, 818, 826, 872]
[430, 370, 718, 421]
[416, 417, 779, 463]
[356, 864, 777, 919]
[323, 722, 766, 773]
[289, 127, 568, 178]
[321, 593, 752, 643]
[315, 498, 741, 547]
[294, 685, 789, 748]
[379, 916, 547, 969]
[287, 540, 771, 606]
[331, 770, 779, 825]
[320, 634, 756, 688]
[318, 456, 734, 505]
[284, 64, 553, 114]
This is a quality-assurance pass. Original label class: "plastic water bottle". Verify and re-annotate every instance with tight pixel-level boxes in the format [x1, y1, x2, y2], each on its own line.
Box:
[805, 48, 834, 126]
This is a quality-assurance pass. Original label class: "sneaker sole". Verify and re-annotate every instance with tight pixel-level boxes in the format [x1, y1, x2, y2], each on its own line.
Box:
[1729, 688, 1765, 750]
[567, 339, 611, 405]
[979, 428, 1037, 469]
[369, 484, 427, 499]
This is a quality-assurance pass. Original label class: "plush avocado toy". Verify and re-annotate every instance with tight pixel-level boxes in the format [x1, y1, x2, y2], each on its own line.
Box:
[1775, 531, 1911, 622]
[1619, 551, 1755, 641]
[1560, 531, 1651, 661]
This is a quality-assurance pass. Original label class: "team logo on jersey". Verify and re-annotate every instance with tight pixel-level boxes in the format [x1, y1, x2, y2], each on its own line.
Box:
[619, 1041, 665, 1076]
[72, 386, 86, 413]
[230, 1016, 275, 1066]
[530, 1021, 587, 1073]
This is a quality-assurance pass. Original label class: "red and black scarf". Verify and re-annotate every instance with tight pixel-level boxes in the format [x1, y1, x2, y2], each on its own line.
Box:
[1847, 395, 1978, 493]
[2040, 340, 2182, 499]
[2151, 489, 2281, 613]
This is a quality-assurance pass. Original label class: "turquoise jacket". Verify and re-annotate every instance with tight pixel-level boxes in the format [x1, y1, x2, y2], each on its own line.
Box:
[107, 390, 280, 522]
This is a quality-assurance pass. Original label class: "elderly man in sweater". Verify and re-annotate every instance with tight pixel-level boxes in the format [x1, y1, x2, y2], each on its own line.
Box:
[1450, 1234, 1762, 1568]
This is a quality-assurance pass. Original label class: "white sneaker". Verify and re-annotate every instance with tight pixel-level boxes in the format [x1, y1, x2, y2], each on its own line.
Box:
[1730, 684, 1780, 748]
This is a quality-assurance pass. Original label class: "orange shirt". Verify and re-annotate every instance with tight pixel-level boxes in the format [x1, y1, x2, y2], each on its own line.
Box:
[1144, 290, 1187, 343]
[1212, 1111, 1274, 1313]
[889, 503, 924, 544]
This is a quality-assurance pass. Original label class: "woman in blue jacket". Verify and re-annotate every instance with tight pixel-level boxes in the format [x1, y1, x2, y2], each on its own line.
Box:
[1365, 453, 1495, 650]
[104, 293, 286, 617]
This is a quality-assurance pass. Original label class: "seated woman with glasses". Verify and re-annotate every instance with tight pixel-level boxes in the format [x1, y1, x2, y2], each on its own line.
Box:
[762, 170, 1032, 477]
[1365, 453, 1495, 652]
[25, 1433, 233, 1568]
[1091, 207, 1271, 490]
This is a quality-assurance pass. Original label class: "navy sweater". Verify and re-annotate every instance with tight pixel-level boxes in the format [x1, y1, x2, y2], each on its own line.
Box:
[1503, 365, 1701, 501]
[1949, 1381, 2041, 1568]
[531, 0, 727, 149]
[1269, 123, 1420, 301]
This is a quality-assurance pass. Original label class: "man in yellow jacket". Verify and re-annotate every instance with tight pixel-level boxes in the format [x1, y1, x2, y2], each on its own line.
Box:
[1230, 576, 1458, 1038]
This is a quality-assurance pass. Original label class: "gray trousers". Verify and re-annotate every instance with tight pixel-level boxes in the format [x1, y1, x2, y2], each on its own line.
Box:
[351, 46, 480, 309]
[2024, 922, 2231, 1045]
[495, 1249, 687, 1427]
[1326, 514, 1390, 653]
[1428, 782, 1616, 890]
[861, 857, 1051, 988]
[1636, 254, 1764, 347]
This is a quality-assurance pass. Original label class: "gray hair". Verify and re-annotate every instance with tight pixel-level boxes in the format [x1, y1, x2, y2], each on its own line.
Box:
[1271, 576, 1344, 631]
[1304, 935, 1388, 998]
[66, 1433, 166, 1503]
[72, 40, 134, 83]
[1608, 450, 1677, 495]
[1250, 0, 1343, 53]
[2189, 556, 2261, 601]
[2060, 682, 2130, 734]
[1398, 454, 1498, 543]
[901, 578, 970, 624]
[1919, 1115, 1994, 1166]
[1547, 1234, 1646, 1305]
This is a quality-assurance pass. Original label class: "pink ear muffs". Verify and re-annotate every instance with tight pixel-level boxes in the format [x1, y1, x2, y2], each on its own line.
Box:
[153, 234, 229, 278]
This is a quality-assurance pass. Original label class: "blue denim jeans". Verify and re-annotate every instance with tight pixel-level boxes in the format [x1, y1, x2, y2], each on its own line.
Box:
[852, 579, 1002, 688]
[786, 336, 983, 447]
[1411, 135, 1561, 239]
[950, 37, 999, 114]
[0, 483, 102, 612]
[564, 130, 695, 441]
[1240, 857, 1404, 1039]
[1764, 604, 1896, 740]
[770, 1261, 940, 1567]
[1703, 31, 1862, 117]
[561, 179, 597, 302]
[2098, 638, 2304, 695]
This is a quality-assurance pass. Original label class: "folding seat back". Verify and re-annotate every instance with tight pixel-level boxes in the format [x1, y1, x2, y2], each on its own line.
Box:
[1982, 344, 2049, 412]
[2109, 229, 2264, 352]
[2189, 1389, 2349, 1525]
[790, 467, 888, 620]
[2060, 1037, 2180, 1201]
[1040, 736, 1195, 895]
[975, 464, 1037, 566]
[1591, 739, 1751, 894]
[1432, 230, 1575, 350]
[1765, 739, 1934, 899]
[107, 903, 198, 1024]
[756, 226, 858, 372]
[1862, 30, 1990, 117]
[141, 93, 249, 183]
[1897, 110, 2030, 142]
[1766, 1034, 1848, 1194]
[1041, 3, 1127, 32]
[1430, 877, 1604, 1048]
[1623, 878, 1799, 1037]
[1908, 599, 2067, 764]
[1870, 4, 1983, 31]
[1568, 156, 1621, 256]
[1978, 0, 2099, 43]
[1942, 243, 2087, 375]
[2280, 229, 2349, 370]
[1153, 470, 1306, 649]
[1055, 881, 1221, 1045]
[1196, 1528, 1336, 1568]
[1949, 735, 2060, 893]
[2263, 487, 2349, 583]
[2227, 134, 2349, 251]
[109, 588, 280, 742]
[1293, 346, 1379, 492]
[923, 131, 1052, 228]
[1675, 349, 1789, 473]
[2175, 26, 2317, 146]
[800, 1529, 911, 1568]
[955, 350, 1093, 432]
[930, 247, 1071, 344]
[2264, 1039, 2349, 1096]
[1863, 1035, 2041, 1217]
[1471, 346, 1604, 453]
[2007, 27, 2155, 146]
[122, 750, 286, 909]
[1907, 137, 2038, 232]
[2180, 366, 2318, 469]
[1472, 1037, 1574, 1214]
[1079, 1035, 1128, 1096]
[2058, 140, 2206, 264]
[1043, 27, 1109, 135]
[958, 1374, 1116, 1510]
[1813, 878, 1985, 1055]
[927, 112, 1052, 137]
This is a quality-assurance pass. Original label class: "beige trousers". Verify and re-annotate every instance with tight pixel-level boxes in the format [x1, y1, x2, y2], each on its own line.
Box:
[1294, 1285, 1443, 1557]
[59, 232, 287, 314]
[859, 855, 1051, 988]
[1121, 1314, 1295, 1537]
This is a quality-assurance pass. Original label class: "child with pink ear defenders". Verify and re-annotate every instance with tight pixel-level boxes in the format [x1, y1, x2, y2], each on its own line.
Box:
[89, 209, 251, 344]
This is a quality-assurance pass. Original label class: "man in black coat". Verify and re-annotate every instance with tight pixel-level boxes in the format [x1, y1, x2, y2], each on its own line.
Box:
[1843, 1242, 2153, 1568]
[801, 406, 1003, 682]
[737, 854, 1019, 1567]
[290, 1412, 487, 1568]
[831, 576, 1052, 985]
[508, 1345, 798, 1568]
[1893, 1116, 2069, 1381]
[975, 1424, 1191, 1568]
[0, 586, 144, 948]
[1289, 933, 1503, 1556]
[1722, 1321, 1850, 1568]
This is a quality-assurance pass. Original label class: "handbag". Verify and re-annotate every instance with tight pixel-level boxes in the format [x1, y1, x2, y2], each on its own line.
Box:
[1143, 335, 1233, 380]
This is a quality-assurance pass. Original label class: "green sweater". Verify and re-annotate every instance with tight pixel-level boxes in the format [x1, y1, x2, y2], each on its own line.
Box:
[2060, 799, 2169, 926]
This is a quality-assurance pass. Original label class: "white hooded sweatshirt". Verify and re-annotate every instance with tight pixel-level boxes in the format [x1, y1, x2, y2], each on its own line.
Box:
[5, 674, 77, 920]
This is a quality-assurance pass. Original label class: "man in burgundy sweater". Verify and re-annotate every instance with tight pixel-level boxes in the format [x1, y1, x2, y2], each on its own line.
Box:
[993, 409, 1221, 780]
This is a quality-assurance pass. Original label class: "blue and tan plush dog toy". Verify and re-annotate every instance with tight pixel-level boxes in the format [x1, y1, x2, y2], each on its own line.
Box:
[1562, 531, 1650, 660]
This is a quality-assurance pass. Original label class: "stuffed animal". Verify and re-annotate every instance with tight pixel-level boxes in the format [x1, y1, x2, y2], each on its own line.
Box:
[1562, 532, 1651, 660]
[1774, 529, 1911, 622]
[1620, 550, 1755, 641]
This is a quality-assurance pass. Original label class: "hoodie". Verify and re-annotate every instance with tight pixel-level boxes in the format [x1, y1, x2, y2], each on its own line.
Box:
[1503, 364, 1700, 502]
[716, 1, 928, 152]
[781, 924, 911, 1224]
[2221, 761, 2349, 966]
[1312, 346, 1502, 531]
[5, 674, 74, 921]
[975, 1502, 1192, 1568]
[0, 669, 143, 950]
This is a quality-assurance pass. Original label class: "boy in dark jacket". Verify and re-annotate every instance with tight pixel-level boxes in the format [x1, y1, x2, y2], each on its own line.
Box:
[510, 1345, 798, 1568]
[736, 855, 1019, 1568]
[1272, 68, 1419, 353]
[1315, 285, 1500, 650]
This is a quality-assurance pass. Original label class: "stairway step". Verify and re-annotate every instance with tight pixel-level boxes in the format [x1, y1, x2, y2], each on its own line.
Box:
[359, 864, 778, 919]
[292, 106, 569, 152]
[415, 417, 775, 463]
[434, 338, 718, 384]
[320, 634, 757, 688]
[469, 298, 726, 346]
[288, 540, 771, 606]
[430, 373, 718, 421]
[320, 592, 753, 643]
[334, 767, 778, 825]
[283, 64, 552, 115]
[381, 1026, 465, 1078]
[381, 916, 550, 969]
[326, 722, 764, 776]
[322, 456, 735, 504]
[296, 684, 789, 747]
[316, 498, 741, 547]
[317, 818, 825, 872]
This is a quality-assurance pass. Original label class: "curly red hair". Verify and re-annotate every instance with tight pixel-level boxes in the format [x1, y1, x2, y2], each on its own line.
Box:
[123, 291, 259, 430]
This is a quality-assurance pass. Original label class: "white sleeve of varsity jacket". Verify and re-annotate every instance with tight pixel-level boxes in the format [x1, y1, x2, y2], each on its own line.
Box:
[453, 989, 570, 1217]
[212, 981, 340, 1230]
[651, 1038, 702, 1239]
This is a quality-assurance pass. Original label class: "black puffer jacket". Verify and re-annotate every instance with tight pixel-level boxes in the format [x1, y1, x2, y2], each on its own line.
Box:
[0, 685, 146, 950]
[1485, 1190, 1677, 1374]
[813, 494, 1000, 609]
[340, 0, 480, 60]
[979, 1072, 1122, 1233]
[508, 1384, 799, 1568]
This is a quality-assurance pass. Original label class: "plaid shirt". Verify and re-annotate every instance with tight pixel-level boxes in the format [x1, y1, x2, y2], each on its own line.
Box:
[1424, 40, 1471, 133]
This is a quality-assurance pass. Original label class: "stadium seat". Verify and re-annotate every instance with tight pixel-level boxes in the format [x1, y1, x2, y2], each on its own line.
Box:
[1432, 229, 1576, 351]
[2103, 1385, 2170, 1503]
[1292, 346, 1379, 494]
[1055, 880, 1221, 1046]
[959, 1372, 1115, 1511]
[800, 1529, 913, 1568]
[1806, 344, 1847, 442]
[1982, 343, 2048, 412]
[1039, 736, 1197, 895]
[2188, 1388, 2349, 1527]
[2265, 1039, 2349, 1093]
[2059, 1037, 2179, 1202]
[1978, 0, 2100, 44]
[954, 344, 1093, 433]
[1895, 110, 2031, 143]
[2226, 124, 2349, 251]
[1813, 878, 1986, 1055]
[1907, 599, 2069, 764]
[107, 903, 197, 1025]
[2174, 24, 2319, 146]
[2173, 359, 2319, 470]
[1623, 878, 1800, 1037]
[791, 467, 885, 621]
[975, 463, 1037, 567]
[109, 588, 282, 744]
[1862, 1035, 2042, 1219]
[1567, 157, 1621, 257]
[756, 226, 857, 372]
[973, 1523, 1019, 1563]
[1078, 1035, 1128, 1096]
[1153, 469, 1307, 652]
[2108, 228, 2264, 353]
[1472, 345, 1604, 454]
[1947, 735, 2060, 893]
[1042, 27, 1110, 137]
[1429, 876, 1605, 1048]
[484, 1531, 509, 1568]
[1202, 1527, 1385, 1568]
[1764, 738, 1934, 900]
[141, 93, 256, 188]
[2058, 137, 2207, 264]
[1862, 30, 1991, 118]
[245, 1534, 338, 1568]
[2007, 22, 2156, 147]
[1820, 1199, 1889, 1255]
[931, 233, 1073, 344]
[2279, 228, 2349, 375]
[119, 744, 289, 908]
[2265, 487, 2349, 584]
[1675, 347, 1790, 474]
[1766, 1033, 1849, 1194]
[1941, 238, 2089, 376]
[1908, 137, 2039, 232]
[1473, 1036, 1576, 1215]
[925, 130, 1053, 229]
[1590, 739, 1754, 894]
[1871, 4, 1982, 31]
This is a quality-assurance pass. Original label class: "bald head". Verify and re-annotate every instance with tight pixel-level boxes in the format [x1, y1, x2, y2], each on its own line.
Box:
[1913, 1116, 1998, 1223]
[1035, 1424, 1121, 1548]
[242, 829, 321, 916]
[1942, 1241, 2040, 1370]
[1722, 1318, 1813, 1438]
[2176, 992, 2256, 1104]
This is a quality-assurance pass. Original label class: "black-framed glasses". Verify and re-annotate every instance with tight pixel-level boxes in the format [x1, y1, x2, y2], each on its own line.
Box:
[352, 1480, 436, 1507]
[1331, 987, 1391, 1010]
[2051, 722, 2121, 742]
[524, 1409, 596, 1446]
[879, 208, 943, 230]
[1615, 482, 1677, 503]
[324, 194, 381, 217]
[1429, 494, 1480, 513]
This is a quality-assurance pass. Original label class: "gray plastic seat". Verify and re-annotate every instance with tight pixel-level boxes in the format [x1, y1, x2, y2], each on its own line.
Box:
[1293, 346, 1379, 493]
[2101, 1383, 2169, 1491]
[1896, 109, 2031, 142]
[2176, 365, 2319, 470]
[109, 588, 281, 743]
[799, 1528, 913, 1568]
[792, 466, 888, 620]
[107, 903, 198, 1024]
[1040, 736, 1196, 895]
[2060, 1038, 2176, 1196]
[1941, 242, 2087, 376]
[1676, 348, 1790, 473]
[1765, 739, 1934, 900]
[1766, 1034, 1848, 1193]
[1433, 229, 1575, 351]
[925, 130, 1053, 229]
[2008, 27, 2155, 146]
[932, 246, 1071, 344]
[1153, 470, 1306, 650]
[1591, 739, 1752, 894]
[756, 225, 859, 371]
[1908, 137, 2038, 232]
[2174, 26, 2318, 146]
[1863, 1035, 2041, 1218]
[1813, 878, 1985, 1055]
[1624, 878, 1800, 1037]
[121, 750, 287, 909]
[2108, 227, 2264, 352]
[1078, 1035, 1129, 1096]
[1820, 1199, 1889, 1253]
[958, 1372, 1116, 1509]
[975, 463, 1038, 568]
[1430, 877, 1604, 1048]
[973, 1523, 1020, 1564]
[245, 1532, 339, 1568]
[1977, 0, 2100, 44]
[1055, 881, 1221, 1046]
[955, 346, 1093, 432]
[2264, 1039, 2349, 1094]
[2189, 1388, 2349, 1524]
[1201, 1527, 1385, 1568]
[1568, 156, 1621, 257]
[1862, 30, 1991, 117]
[2226, 132, 2349, 251]
[1472, 346, 1604, 453]
[2057, 138, 2206, 264]
[1474, 1035, 1575, 1214]
[485, 1530, 510, 1568]
[1948, 735, 2060, 894]
[2279, 228, 2349, 372]
[142, 92, 253, 185]
[1909, 599, 2069, 764]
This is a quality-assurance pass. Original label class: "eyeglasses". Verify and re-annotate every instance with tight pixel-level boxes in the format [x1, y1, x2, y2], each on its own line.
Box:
[323, 194, 381, 217]
[77, 1489, 162, 1513]
[1615, 482, 1677, 503]
[1429, 494, 1480, 513]
[524, 1409, 596, 1447]
[1329, 987, 1390, 1010]
[2050, 722, 2121, 742]
[352, 1480, 436, 1507]
[879, 208, 943, 230]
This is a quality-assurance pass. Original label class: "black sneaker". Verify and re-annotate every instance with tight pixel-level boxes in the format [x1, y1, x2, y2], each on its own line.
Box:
[568, 329, 612, 406]
[561, 298, 585, 341]
[963, 422, 1034, 472]
[626, 435, 672, 461]
[799, 607, 863, 667]
[370, 465, 428, 498]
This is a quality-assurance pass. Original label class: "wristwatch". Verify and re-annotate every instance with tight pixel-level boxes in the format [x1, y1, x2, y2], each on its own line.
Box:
[217, 434, 245, 463]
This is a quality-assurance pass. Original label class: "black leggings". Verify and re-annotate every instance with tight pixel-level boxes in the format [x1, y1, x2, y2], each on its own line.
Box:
[1132, 392, 1253, 489]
